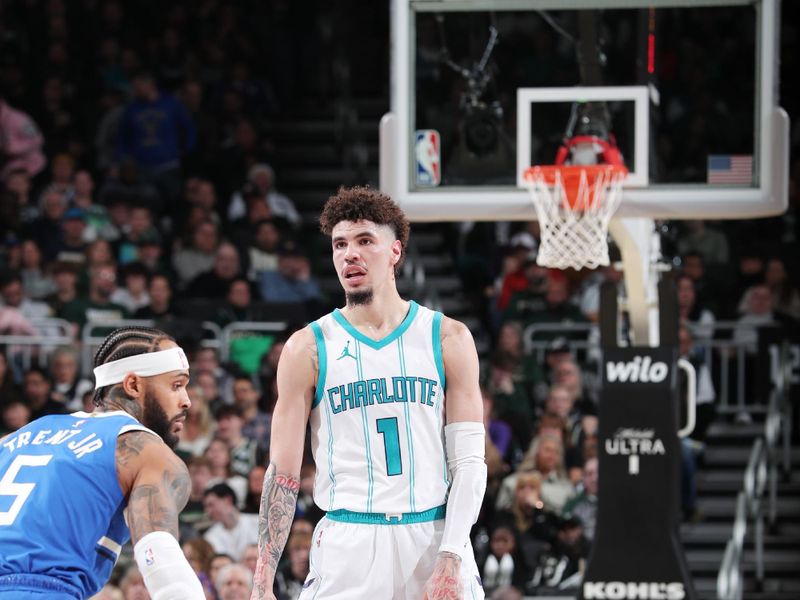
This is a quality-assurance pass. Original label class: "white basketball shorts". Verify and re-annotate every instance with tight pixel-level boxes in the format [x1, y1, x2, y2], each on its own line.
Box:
[299, 515, 485, 599]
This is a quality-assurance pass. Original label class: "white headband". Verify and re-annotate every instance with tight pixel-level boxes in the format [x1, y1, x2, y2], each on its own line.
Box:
[94, 347, 190, 388]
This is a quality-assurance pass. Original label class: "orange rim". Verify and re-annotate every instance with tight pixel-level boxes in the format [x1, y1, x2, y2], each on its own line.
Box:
[524, 164, 628, 209]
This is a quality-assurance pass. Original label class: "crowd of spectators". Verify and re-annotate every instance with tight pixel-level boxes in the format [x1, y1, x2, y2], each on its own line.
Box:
[1, 1, 799, 599]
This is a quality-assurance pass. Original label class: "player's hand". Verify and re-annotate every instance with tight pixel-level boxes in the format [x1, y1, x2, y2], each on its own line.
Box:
[422, 551, 464, 600]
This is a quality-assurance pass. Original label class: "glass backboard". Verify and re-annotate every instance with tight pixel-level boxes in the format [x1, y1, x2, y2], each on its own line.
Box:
[380, 0, 788, 221]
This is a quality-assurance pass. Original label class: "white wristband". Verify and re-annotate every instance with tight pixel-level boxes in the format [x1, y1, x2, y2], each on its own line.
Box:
[439, 421, 487, 559]
[134, 531, 205, 600]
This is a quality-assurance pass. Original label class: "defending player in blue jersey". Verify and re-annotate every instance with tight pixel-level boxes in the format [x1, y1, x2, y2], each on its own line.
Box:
[250, 187, 487, 600]
[0, 327, 205, 599]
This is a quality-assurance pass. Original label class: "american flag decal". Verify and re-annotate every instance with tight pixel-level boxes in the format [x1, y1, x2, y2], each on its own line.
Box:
[707, 155, 753, 185]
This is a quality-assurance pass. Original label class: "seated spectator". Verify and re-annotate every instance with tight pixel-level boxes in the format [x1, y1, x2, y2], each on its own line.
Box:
[98, 159, 161, 214]
[182, 536, 216, 578]
[243, 465, 266, 514]
[59, 263, 129, 336]
[186, 242, 244, 299]
[117, 565, 148, 600]
[181, 455, 215, 534]
[0, 399, 31, 435]
[193, 347, 234, 404]
[172, 219, 219, 289]
[29, 188, 67, 263]
[208, 554, 235, 588]
[55, 206, 89, 264]
[109, 261, 150, 313]
[245, 219, 281, 279]
[529, 515, 589, 591]
[45, 261, 79, 315]
[49, 346, 93, 411]
[677, 220, 730, 264]
[133, 273, 180, 320]
[228, 163, 300, 228]
[1, 169, 38, 231]
[204, 437, 248, 506]
[69, 170, 112, 243]
[23, 367, 67, 419]
[240, 543, 259, 580]
[549, 357, 597, 415]
[176, 383, 216, 458]
[215, 563, 254, 600]
[135, 228, 170, 276]
[561, 456, 598, 542]
[275, 531, 312, 600]
[215, 405, 261, 478]
[679, 324, 716, 442]
[487, 354, 534, 451]
[734, 284, 790, 354]
[116, 205, 157, 265]
[479, 523, 531, 596]
[579, 253, 624, 323]
[0, 95, 46, 179]
[501, 260, 548, 322]
[214, 278, 259, 327]
[19, 239, 54, 299]
[506, 273, 586, 332]
[0, 352, 22, 403]
[497, 433, 574, 514]
[294, 463, 324, 523]
[203, 483, 259, 561]
[231, 376, 271, 451]
[677, 273, 715, 344]
[483, 388, 514, 484]
[498, 473, 559, 570]
[0, 270, 52, 319]
[195, 369, 225, 415]
[763, 256, 800, 320]
[257, 246, 322, 306]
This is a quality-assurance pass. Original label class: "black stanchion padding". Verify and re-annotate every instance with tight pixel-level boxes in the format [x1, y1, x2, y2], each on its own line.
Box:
[580, 345, 697, 600]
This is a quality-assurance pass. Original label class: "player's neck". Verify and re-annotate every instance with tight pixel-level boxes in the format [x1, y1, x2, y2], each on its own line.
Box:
[341, 287, 407, 333]
[97, 393, 143, 421]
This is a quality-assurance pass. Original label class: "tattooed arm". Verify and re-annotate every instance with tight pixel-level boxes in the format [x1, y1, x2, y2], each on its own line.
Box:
[251, 327, 315, 600]
[116, 430, 191, 542]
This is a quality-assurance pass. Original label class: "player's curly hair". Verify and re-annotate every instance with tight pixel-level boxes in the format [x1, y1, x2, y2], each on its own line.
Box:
[319, 186, 411, 272]
[92, 326, 174, 406]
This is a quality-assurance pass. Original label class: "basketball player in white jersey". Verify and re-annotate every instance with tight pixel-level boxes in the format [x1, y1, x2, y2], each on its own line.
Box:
[250, 186, 487, 600]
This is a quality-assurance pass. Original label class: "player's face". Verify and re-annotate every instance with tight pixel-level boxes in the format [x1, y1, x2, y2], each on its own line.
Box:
[331, 220, 401, 303]
[141, 340, 191, 449]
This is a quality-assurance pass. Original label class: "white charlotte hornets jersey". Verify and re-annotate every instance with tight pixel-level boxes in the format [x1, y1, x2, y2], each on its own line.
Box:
[308, 301, 450, 514]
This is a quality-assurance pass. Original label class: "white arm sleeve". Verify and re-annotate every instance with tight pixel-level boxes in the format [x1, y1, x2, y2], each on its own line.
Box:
[134, 531, 206, 600]
[439, 421, 487, 559]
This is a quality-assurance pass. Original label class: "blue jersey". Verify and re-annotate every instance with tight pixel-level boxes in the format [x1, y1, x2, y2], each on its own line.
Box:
[0, 411, 155, 598]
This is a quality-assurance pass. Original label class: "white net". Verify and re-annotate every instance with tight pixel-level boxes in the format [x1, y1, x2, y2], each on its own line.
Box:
[524, 166, 626, 270]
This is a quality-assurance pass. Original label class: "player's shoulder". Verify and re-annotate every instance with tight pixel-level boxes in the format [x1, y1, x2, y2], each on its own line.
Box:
[116, 429, 183, 470]
[283, 325, 317, 357]
[439, 315, 474, 342]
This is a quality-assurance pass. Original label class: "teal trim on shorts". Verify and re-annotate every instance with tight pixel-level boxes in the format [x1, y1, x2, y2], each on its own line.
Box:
[432, 311, 446, 391]
[326, 503, 446, 525]
[332, 301, 419, 350]
[310, 321, 327, 409]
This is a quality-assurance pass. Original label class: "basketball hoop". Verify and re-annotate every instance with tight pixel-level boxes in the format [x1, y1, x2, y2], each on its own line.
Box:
[523, 164, 627, 270]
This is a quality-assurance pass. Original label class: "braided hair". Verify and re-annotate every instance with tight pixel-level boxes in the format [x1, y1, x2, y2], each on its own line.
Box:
[92, 326, 175, 407]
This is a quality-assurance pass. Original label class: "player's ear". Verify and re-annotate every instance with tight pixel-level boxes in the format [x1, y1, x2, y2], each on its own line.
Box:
[390, 239, 402, 265]
[121, 373, 143, 400]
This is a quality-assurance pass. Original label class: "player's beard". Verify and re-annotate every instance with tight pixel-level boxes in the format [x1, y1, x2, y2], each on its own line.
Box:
[346, 289, 373, 306]
[142, 390, 184, 449]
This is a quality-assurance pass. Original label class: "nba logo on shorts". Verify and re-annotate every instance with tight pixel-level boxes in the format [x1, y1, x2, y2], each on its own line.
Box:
[415, 130, 441, 186]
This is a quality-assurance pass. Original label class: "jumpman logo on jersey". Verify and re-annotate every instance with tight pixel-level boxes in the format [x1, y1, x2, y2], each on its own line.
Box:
[337, 340, 356, 361]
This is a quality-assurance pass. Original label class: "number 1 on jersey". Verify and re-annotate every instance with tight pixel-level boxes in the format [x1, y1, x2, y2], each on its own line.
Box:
[376, 417, 403, 476]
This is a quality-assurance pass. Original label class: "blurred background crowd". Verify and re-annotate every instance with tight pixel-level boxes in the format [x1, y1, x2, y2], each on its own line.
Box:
[0, 1, 798, 599]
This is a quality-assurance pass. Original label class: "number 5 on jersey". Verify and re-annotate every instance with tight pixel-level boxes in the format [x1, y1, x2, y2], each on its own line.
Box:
[0, 454, 53, 526]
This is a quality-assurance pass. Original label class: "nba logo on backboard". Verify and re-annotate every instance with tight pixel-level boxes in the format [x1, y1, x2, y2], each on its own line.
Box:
[415, 130, 441, 186]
